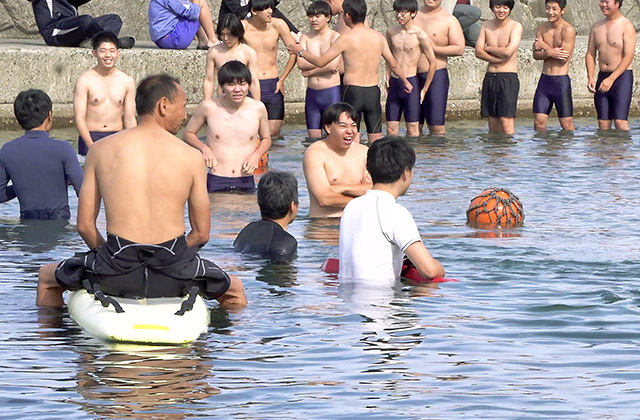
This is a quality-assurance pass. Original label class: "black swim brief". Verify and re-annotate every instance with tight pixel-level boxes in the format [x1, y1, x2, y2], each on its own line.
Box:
[55, 234, 231, 299]
[481, 72, 519, 119]
[207, 174, 256, 193]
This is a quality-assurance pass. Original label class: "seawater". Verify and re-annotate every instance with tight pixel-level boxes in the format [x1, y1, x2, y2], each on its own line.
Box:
[1, 118, 639, 419]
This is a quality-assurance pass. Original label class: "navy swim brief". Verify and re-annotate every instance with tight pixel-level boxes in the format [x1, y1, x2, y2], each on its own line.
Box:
[260, 78, 285, 120]
[207, 174, 255, 193]
[594, 70, 633, 121]
[533, 74, 573, 118]
[78, 131, 117, 156]
[419, 68, 449, 126]
[385, 75, 420, 123]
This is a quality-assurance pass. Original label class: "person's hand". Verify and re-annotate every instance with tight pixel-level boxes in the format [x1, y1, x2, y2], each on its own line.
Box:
[403, 79, 413, 94]
[287, 43, 303, 55]
[587, 78, 596, 93]
[548, 47, 570, 61]
[201, 145, 217, 170]
[420, 87, 428, 103]
[242, 153, 260, 174]
[275, 79, 286, 95]
[598, 76, 614, 93]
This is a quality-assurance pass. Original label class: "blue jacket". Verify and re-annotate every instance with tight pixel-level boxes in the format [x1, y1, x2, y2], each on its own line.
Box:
[148, 0, 201, 41]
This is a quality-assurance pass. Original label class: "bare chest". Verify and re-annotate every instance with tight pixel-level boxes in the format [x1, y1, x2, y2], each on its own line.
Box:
[87, 80, 126, 106]
[415, 15, 448, 46]
[244, 29, 279, 55]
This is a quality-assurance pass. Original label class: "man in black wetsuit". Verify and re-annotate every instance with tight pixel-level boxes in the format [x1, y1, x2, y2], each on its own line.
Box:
[234, 171, 298, 263]
[29, 0, 135, 48]
[0, 89, 83, 220]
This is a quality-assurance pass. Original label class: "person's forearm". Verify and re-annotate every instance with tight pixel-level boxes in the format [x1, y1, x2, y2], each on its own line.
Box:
[433, 44, 464, 58]
[183, 132, 206, 151]
[485, 45, 514, 60]
[79, 226, 105, 249]
[279, 54, 297, 82]
[585, 53, 596, 80]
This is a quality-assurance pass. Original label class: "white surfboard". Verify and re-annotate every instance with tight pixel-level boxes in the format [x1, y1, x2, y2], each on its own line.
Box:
[68, 290, 210, 345]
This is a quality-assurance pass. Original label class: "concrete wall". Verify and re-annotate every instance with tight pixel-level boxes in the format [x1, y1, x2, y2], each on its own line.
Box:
[3, 0, 639, 41]
[0, 37, 639, 128]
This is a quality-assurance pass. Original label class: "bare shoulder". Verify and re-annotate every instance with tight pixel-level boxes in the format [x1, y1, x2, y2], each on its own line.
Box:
[330, 29, 340, 42]
[208, 44, 223, 57]
[510, 19, 523, 31]
[304, 139, 329, 158]
[561, 21, 576, 37]
[75, 70, 93, 88]
[387, 24, 401, 37]
[115, 69, 135, 85]
[622, 16, 636, 31]
[351, 142, 369, 157]
[246, 96, 267, 114]
[272, 17, 289, 33]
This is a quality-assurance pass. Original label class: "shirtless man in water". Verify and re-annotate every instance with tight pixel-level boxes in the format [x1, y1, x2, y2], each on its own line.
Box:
[303, 102, 371, 218]
[184, 61, 271, 193]
[37, 74, 247, 308]
[414, 0, 465, 135]
[203, 14, 260, 100]
[297, 1, 342, 139]
[289, 0, 412, 143]
[386, 0, 437, 137]
[475, 0, 523, 135]
[243, 0, 298, 138]
[585, 0, 636, 131]
[73, 31, 136, 156]
[532, 0, 576, 131]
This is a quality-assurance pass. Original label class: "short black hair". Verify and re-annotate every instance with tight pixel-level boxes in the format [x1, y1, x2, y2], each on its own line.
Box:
[366, 136, 416, 184]
[343, 0, 367, 24]
[489, 0, 514, 10]
[135, 74, 181, 116]
[91, 31, 119, 50]
[216, 13, 245, 41]
[544, 0, 566, 8]
[258, 171, 299, 220]
[218, 60, 252, 86]
[250, 0, 275, 12]
[14, 89, 52, 130]
[321, 102, 359, 133]
[307, 0, 332, 17]
[393, 0, 418, 13]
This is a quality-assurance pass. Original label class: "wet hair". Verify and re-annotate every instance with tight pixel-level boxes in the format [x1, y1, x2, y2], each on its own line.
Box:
[13, 89, 52, 130]
[321, 102, 359, 133]
[366, 136, 416, 184]
[544, 0, 566, 8]
[258, 171, 299, 220]
[216, 13, 245, 41]
[393, 0, 418, 13]
[489, 0, 514, 11]
[135, 74, 181, 116]
[307, 0, 332, 17]
[250, 0, 275, 12]
[91, 31, 119, 50]
[218, 60, 252, 86]
[342, 0, 367, 24]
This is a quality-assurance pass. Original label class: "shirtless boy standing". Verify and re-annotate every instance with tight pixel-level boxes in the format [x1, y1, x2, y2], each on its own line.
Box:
[243, 0, 298, 138]
[298, 1, 342, 139]
[475, 0, 523, 135]
[532, 0, 576, 131]
[289, 0, 412, 143]
[203, 14, 260, 100]
[73, 31, 136, 156]
[386, 0, 437, 137]
[414, 0, 465, 135]
[303, 102, 371, 218]
[184, 61, 271, 193]
[585, 0, 636, 131]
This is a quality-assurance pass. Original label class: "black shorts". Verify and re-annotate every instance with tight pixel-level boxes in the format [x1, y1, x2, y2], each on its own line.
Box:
[342, 85, 382, 134]
[481, 72, 519, 118]
[55, 234, 231, 299]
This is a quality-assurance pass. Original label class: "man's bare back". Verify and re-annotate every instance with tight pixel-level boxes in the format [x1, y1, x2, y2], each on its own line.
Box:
[414, 1, 465, 72]
[203, 43, 260, 99]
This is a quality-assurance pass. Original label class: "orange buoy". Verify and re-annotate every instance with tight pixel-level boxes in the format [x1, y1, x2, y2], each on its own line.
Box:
[466, 188, 524, 228]
[254, 138, 269, 175]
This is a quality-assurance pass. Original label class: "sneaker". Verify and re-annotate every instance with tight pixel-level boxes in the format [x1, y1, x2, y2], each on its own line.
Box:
[118, 36, 135, 49]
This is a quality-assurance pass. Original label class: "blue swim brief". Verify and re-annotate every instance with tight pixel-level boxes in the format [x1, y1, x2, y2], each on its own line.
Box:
[78, 130, 117, 156]
[594, 70, 633, 121]
[207, 174, 255, 193]
[260, 78, 285, 120]
[154, 16, 200, 50]
[385, 75, 420, 123]
[419, 68, 449, 126]
[305, 85, 341, 130]
[533, 74, 573, 118]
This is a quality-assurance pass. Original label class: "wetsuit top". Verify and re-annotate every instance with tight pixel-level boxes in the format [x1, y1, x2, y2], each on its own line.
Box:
[31, 0, 91, 42]
[0, 130, 83, 220]
[233, 219, 297, 263]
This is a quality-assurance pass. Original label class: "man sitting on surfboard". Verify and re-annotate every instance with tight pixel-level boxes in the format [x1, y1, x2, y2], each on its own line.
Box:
[37, 74, 247, 308]
[338, 136, 445, 282]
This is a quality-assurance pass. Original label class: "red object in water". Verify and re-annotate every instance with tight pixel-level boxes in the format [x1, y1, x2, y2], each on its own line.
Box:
[321, 258, 458, 283]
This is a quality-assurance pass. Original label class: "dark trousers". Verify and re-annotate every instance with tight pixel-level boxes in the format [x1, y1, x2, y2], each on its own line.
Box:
[48, 14, 122, 47]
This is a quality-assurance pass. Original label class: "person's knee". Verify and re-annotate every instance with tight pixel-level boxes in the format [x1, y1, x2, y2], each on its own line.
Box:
[39, 263, 58, 285]
[218, 275, 247, 307]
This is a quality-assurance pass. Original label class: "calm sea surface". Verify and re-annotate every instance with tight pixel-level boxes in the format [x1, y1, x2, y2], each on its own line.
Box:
[1, 118, 639, 419]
